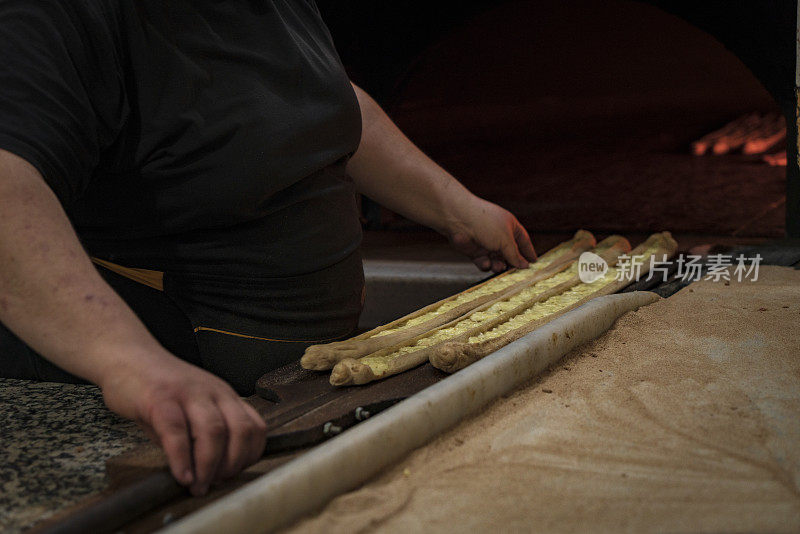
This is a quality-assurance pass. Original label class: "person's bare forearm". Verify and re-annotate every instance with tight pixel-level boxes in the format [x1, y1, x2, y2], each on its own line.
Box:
[0, 149, 268, 495]
[347, 83, 478, 236]
[346, 84, 536, 271]
[0, 149, 165, 385]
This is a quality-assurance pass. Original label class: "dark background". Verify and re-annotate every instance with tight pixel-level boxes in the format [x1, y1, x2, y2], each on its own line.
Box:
[317, 0, 797, 247]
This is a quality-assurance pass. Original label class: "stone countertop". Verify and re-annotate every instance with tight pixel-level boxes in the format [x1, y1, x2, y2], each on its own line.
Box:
[0, 378, 147, 533]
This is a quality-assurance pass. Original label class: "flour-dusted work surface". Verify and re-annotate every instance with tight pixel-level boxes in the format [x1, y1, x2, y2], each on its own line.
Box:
[0, 380, 147, 533]
[285, 266, 800, 534]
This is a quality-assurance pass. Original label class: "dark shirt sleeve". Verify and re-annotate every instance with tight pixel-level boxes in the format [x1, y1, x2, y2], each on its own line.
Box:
[0, 1, 126, 205]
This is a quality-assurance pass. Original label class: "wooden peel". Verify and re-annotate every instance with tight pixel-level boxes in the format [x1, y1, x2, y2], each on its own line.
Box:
[301, 230, 596, 371]
[32, 361, 451, 534]
[329, 235, 632, 386]
[430, 232, 677, 373]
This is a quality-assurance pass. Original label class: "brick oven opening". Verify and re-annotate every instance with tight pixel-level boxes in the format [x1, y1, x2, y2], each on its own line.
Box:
[320, 0, 796, 254]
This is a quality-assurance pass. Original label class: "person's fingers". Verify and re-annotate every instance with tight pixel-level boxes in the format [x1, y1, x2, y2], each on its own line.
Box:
[214, 400, 249, 480]
[215, 398, 267, 480]
[241, 401, 268, 466]
[473, 255, 491, 271]
[500, 239, 526, 269]
[453, 233, 498, 264]
[147, 401, 194, 487]
[450, 232, 482, 257]
[513, 224, 537, 262]
[139, 424, 160, 445]
[490, 258, 506, 272]
[185, 401, 228, 495]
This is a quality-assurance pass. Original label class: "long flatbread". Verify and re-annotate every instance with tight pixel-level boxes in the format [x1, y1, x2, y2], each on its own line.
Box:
[430, 232, 677, 373]
[329, 235, 631, 386]
[301, 230, 596, 371]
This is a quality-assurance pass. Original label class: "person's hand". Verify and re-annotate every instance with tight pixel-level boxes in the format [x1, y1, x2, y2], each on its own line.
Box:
[447, 196, 537, 272]
[99, 347, 267, 496]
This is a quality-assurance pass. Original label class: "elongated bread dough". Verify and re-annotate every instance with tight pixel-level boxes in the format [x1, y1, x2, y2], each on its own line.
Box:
[329, 235, 633, 386]
[430, 232, 677, 373]
[301, 230, 596, 371]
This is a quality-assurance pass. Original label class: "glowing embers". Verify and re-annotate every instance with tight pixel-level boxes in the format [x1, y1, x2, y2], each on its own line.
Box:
[691, 112, 786, 166]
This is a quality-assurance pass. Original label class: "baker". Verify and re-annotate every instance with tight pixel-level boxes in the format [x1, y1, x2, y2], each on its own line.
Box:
[0, 1, 536, 496]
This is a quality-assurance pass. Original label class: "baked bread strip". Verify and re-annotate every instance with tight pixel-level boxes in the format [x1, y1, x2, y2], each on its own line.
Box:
[431, 232, 677, 373]
[329, 235, 631, 386]
[301, 230, 596, 371]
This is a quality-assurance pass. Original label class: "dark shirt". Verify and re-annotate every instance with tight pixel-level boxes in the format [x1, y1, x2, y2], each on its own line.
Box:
[0, 0, 365, 372]
[0, 0, 362, 277]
